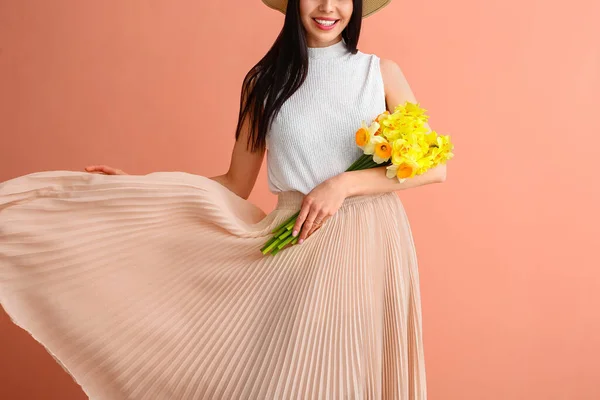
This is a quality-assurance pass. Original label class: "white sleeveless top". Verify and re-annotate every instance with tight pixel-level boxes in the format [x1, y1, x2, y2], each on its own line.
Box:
[265, 39, 387, 195]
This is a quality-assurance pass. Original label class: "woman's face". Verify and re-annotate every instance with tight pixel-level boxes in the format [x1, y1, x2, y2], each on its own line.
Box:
[299, 0, 354, 47]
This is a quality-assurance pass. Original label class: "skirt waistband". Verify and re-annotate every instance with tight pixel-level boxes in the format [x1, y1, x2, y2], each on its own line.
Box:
[275, 191, 389, 211]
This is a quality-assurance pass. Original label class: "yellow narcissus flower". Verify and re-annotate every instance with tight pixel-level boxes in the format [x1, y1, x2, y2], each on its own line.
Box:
[374, 114, 388, 136]
[394, 102, 429, 125]
[427, 146, 442, 163]
[424, 130, 438, 146]
[427, 135, 454, 164]
[398, 159, 420, 179]
[381, 127, 401, 142]
[437, 135, 454, 157]
[416, 156, 434, 174]
[391, 139, 410, 164]
[386, 158, 420, 183]
[381, 114, 429, 142]
[353, 101, 454, 185]
[376, 110, 390, 121]
[355, 121, 380, 154]
[385, 164, 399, 179]
[374, 111, 390, 132]
[372, 136, 392, 164]
[355, 122, 370, 148]
[409, 123, 431, 137]
[393, 135, 423, 159]
[417, 138, 430, 155]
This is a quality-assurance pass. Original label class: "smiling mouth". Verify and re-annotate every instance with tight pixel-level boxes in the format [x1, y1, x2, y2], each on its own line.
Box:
[313, 18, 339, 28]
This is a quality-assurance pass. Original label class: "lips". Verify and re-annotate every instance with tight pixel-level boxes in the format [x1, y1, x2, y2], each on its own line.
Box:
[313, 18, 340, 30]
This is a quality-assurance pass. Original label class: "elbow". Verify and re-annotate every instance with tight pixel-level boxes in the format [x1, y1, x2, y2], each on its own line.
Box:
[211, 173, 251, 199]
[232, 183, 253, 200]
[230, 175, 254, 200]
[240, 190, 252, 200]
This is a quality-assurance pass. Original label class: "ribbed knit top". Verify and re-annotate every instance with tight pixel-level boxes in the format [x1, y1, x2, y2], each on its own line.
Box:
[265, 39, 387, 195]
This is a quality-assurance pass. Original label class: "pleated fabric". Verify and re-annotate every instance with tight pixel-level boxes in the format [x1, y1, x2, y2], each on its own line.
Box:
[0, 171, 427, 399]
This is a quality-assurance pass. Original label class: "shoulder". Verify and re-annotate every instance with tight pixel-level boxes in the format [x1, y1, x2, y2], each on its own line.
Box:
[352, 52, 413, 101]
[352, 51, 400, 79]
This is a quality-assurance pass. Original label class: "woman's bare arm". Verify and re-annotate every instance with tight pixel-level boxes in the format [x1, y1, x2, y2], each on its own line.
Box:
[331, 58, 446, 197]
[85, 111, 264, 199]
[209, 114, 265, 200]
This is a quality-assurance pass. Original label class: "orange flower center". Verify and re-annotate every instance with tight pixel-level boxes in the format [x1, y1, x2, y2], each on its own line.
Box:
[375, 143, 392, 159]
[397, 163, 415, 178]
[355, 128, 369, 147]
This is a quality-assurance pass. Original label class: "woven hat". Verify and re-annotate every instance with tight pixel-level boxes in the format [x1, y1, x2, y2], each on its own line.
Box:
[262, 0, 392, 18]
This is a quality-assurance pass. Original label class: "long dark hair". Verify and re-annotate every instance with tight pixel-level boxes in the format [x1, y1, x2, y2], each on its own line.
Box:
[234, 0, 364, 152]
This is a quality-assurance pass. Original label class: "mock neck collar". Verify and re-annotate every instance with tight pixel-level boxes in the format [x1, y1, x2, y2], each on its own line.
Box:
[307, 39, 349, 60]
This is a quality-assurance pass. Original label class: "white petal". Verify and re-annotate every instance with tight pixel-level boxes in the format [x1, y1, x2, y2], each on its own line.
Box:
[368, 122, 380, 134]
[386, 165, 397, 179]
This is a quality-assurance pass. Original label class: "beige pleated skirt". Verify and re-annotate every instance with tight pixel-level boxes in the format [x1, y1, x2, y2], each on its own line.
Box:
[0, 170, 427, 399]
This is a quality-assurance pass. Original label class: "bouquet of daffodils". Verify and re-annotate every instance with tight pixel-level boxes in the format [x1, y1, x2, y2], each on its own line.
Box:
[260, 101, 454, 256]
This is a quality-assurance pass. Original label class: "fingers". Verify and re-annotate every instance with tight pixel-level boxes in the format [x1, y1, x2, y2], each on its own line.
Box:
[85, 165, 110, 174]
[308, 213, 325, 234]
[306, 219, 324, 238]
[298, 207, 320, 244]
[292, 196, 332, 244]
[84, 165, 127, 175]
[300, 207, 330, 243]
[292, 202, 311, 241]
[292, 198, 320, 244]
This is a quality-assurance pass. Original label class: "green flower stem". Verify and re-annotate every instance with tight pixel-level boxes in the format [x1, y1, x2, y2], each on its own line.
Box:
[262, 238, 282, 255]
[354, 155, 374, 170]
[271, 226, 288, 238]
[347, 155, 363, 170]
[263, 222, 302, 255]
[346, 155, 365, 171]
[271, 212, 299, 234]
[277, 235, 295, 249]
[347, 154, 370, 171]
[271, 213, 297, 234]
[260, 235, 279, 252]
[364, 157, 378, 169]
[363, 159, 390, 171]
[360, 155, 374, 168]
[262, 211, 303, 255]
[285, 218, 297, 230]
[346, 157, 359, 171]
[278, 229, 292, 241]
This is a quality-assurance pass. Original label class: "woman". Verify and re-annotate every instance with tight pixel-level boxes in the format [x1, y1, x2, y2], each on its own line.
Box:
[1, 0, 445, 398]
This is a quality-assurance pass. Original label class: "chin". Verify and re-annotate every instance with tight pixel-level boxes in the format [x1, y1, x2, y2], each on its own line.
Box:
[314, 31, 340, 40]
[309, 28, 342, 40]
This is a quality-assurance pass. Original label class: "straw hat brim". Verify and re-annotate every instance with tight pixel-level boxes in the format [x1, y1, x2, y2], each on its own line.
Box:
[262, 0, 391, 18]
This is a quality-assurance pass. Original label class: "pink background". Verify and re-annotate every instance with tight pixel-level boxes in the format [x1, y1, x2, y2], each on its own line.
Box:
[1, 0, 599, 399]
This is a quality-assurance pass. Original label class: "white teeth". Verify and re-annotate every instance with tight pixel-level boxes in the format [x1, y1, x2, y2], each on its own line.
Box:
[315, 19, 337, 26]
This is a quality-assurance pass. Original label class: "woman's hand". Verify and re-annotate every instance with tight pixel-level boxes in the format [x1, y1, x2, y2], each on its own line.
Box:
[84, 165, 128, 175]
[292, 175, 348, 244]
